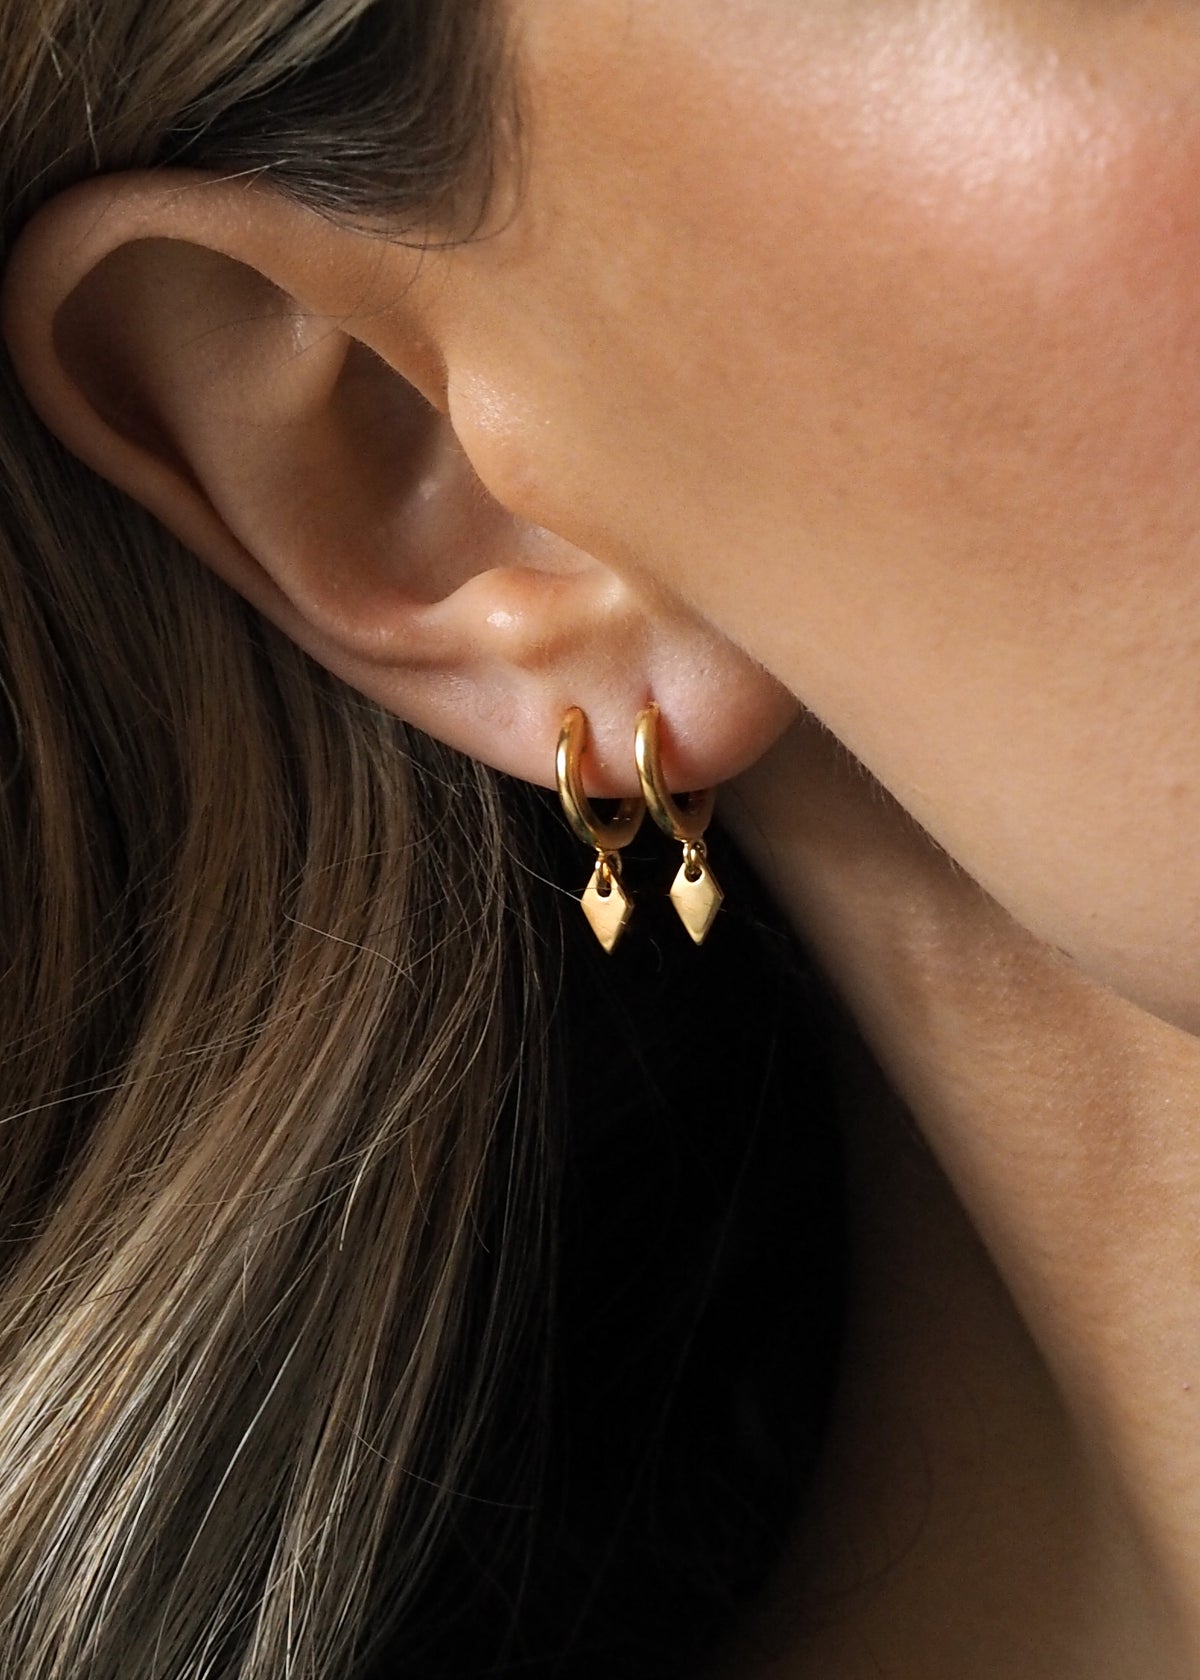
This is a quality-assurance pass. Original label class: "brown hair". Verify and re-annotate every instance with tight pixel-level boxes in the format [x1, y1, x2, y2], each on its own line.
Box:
[0, 5, 843, 1676]
[0, 6, 547, 1676]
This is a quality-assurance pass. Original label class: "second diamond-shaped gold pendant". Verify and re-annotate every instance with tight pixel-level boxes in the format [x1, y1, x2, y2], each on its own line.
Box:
[669, 841, 724, 946]
[634, 703, 722, 946]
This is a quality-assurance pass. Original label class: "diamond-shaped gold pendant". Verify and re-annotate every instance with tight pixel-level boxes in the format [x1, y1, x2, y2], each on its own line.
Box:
[670, 856, 723, 945]
[581, 864, 633, 953]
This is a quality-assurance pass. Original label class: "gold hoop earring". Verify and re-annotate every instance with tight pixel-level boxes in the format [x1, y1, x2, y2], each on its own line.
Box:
[634, 702, 723, 944]
[556, 706, 645, 953]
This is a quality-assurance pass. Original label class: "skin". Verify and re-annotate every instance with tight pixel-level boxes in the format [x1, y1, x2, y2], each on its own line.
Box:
[434, 0, 1200, 1036]
[443, 3, 1200, 1668]
[713, 723, 1200, 1678]
[8, 0, 1200, 1674]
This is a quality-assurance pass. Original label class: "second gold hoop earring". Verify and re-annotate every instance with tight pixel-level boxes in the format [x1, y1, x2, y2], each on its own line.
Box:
[634, 702, 723, 944]
[556, 706, 645, 953]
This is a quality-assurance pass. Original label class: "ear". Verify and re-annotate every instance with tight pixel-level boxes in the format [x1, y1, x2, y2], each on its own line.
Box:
[1, 171, 795, 794]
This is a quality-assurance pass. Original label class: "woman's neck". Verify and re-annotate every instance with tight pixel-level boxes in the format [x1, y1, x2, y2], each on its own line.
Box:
[716, 715, 1200, 1679]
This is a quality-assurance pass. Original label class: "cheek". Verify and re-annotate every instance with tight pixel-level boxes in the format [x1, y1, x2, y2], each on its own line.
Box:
[748, 87, 1200, 1026]
[744, 75, 1200, 1020]
[488, 2, 1200, 614]
[475, 2, 1200, 1020]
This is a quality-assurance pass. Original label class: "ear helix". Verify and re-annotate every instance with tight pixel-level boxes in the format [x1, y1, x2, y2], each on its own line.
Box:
[556, 707, 646, 953]
[634, 702, 723, 945]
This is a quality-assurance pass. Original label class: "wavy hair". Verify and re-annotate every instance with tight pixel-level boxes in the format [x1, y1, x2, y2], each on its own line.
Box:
[0, 5, 844, 1676]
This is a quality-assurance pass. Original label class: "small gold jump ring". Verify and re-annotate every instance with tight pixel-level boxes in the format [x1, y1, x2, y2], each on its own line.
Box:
[556, 707, 645, 852]
[633, 702, 715, 842]
[682, 839, 708, 881]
